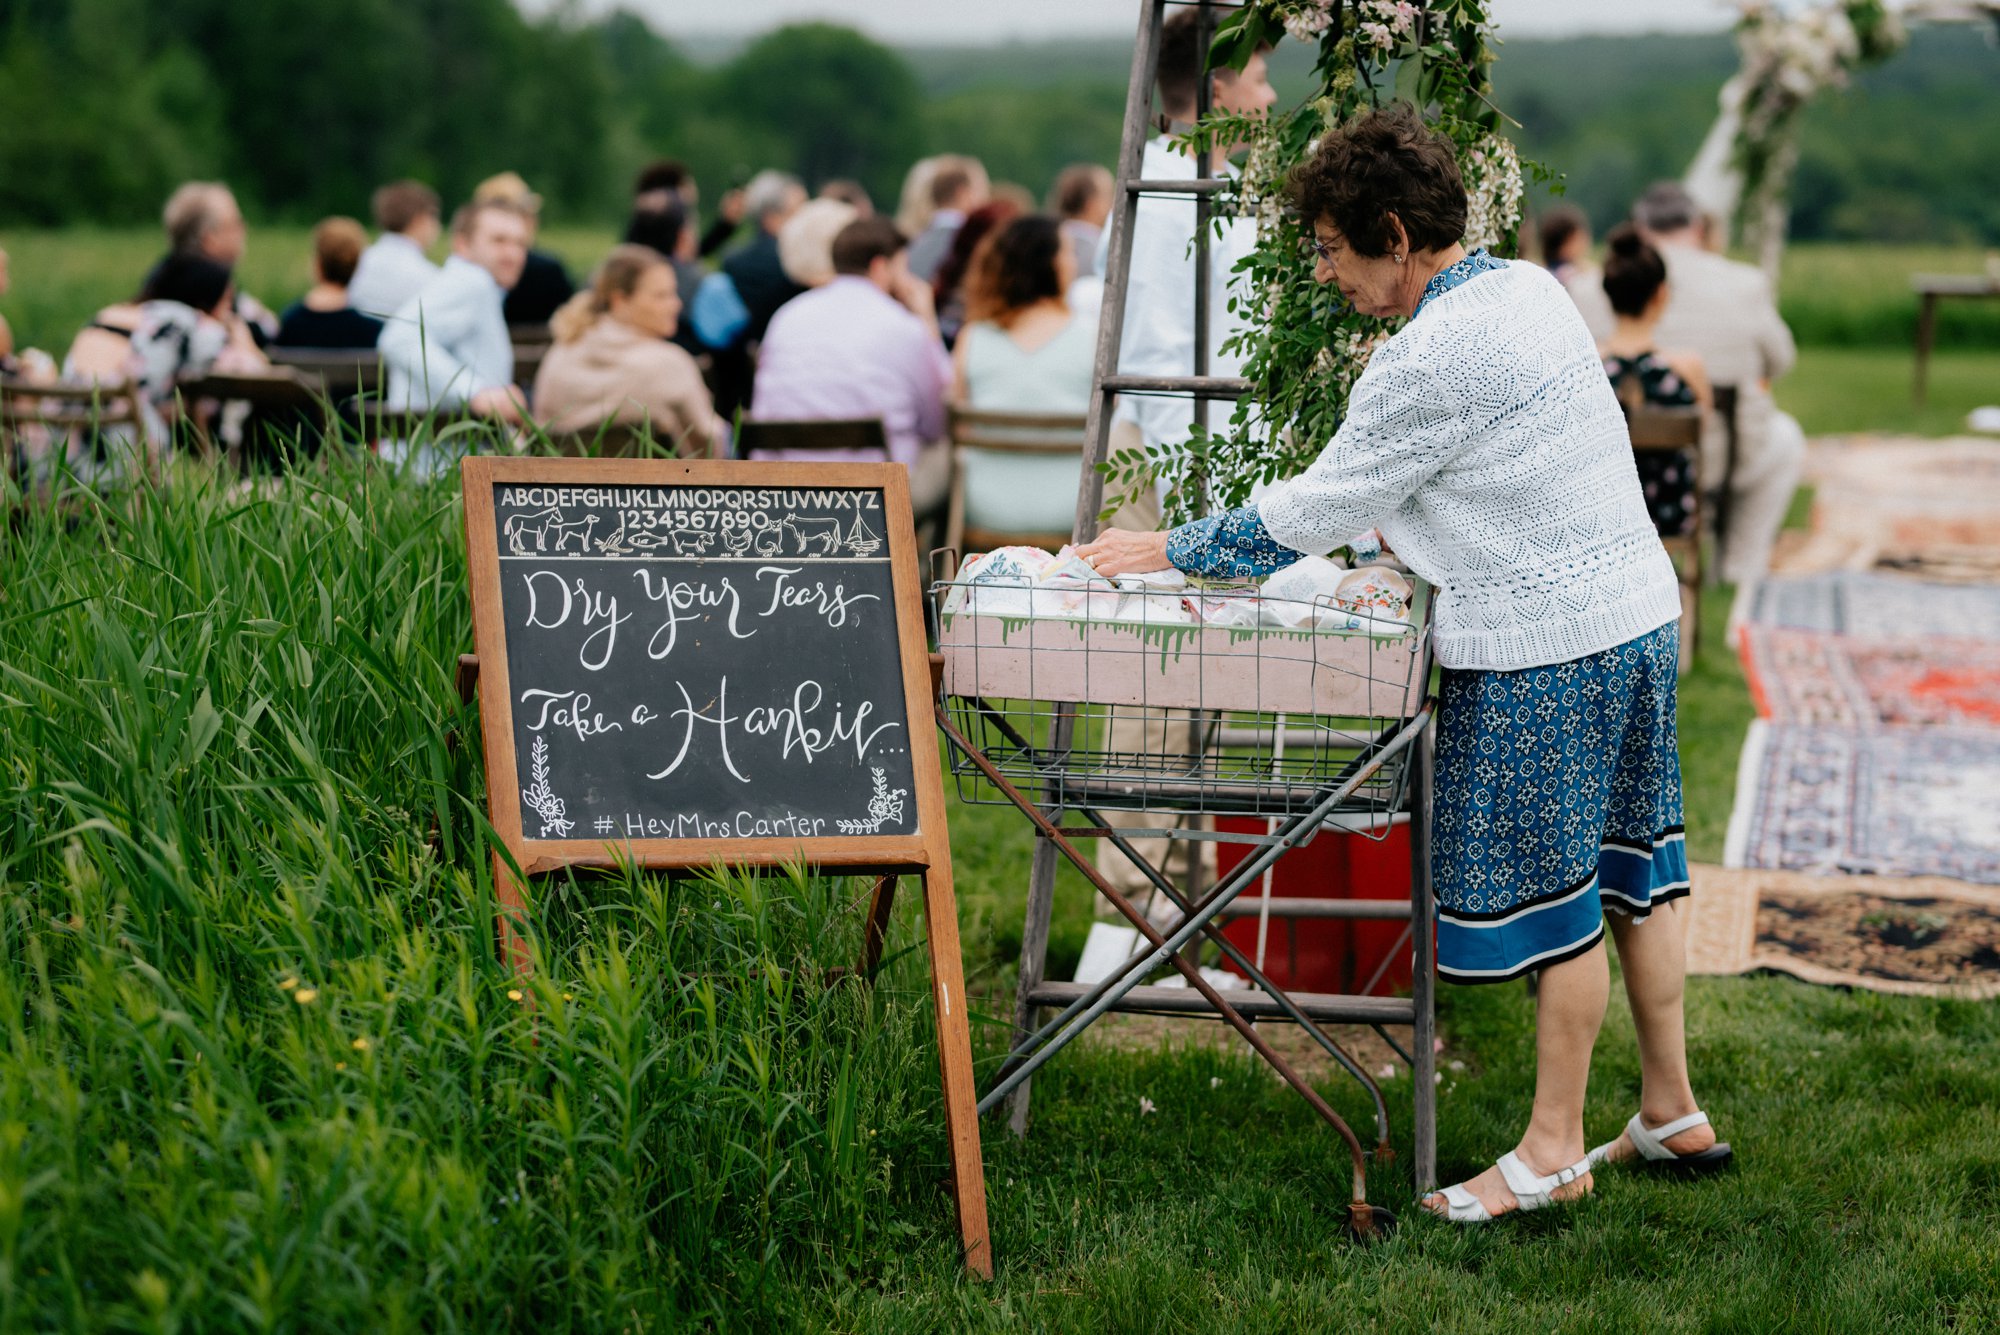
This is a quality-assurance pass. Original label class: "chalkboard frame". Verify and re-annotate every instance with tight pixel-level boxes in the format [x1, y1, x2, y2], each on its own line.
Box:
[462, 455, 945, 878]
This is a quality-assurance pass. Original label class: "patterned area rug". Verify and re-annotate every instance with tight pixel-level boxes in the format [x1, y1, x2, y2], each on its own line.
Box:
[1724, 722, 2000, 885]
[1686, 864, 2000, 999]
[1741, 625, 2000, 727]
[1747, 571, 2000, 639]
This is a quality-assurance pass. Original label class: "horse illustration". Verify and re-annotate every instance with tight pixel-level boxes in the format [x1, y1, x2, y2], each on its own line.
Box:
[505, 508, 596, 555]
[783, 514, 843, 556]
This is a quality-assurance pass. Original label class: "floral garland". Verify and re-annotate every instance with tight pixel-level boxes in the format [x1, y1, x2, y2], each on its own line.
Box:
[1728, 0, 1906, 271]
[1104, 0, 1529, 525]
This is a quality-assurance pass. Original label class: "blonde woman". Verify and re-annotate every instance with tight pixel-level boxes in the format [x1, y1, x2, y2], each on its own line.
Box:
[533, 245, 722, 455]
[777, 199, 859, 289]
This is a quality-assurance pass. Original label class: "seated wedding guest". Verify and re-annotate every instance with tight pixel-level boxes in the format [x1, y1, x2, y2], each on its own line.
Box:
[1574, 181, 1802, 585]
[933, 201, 1022, 348]
[818, 179, 874, 216]
[1539, 204, 1593, 288]
[1050, 163, 1113, 279]
[950, 214, 1095, 539]
[623, 198, 707, 357]
[633, 159, 743, 258]
[778, 199, 859, 290]
[472, 172, 574, 327]
[1597, 224, 1711, 538]
[534, 245, 722, 455]
[159, 181, 278, 341]
[0, 243, 11, 361]
[895, 156, 942, 239]
[907, 156, 989, 284]
[64, 255, 262, 461]
[274, 218, 385, 350]
[749, 216, 952, 515]
[348, 180, 442, 318]
[723, 170, 808, 343]
[378, 200, 530, 473]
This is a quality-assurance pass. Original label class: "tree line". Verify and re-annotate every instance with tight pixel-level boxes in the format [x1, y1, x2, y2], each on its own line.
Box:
[0, 1, 1993, 245]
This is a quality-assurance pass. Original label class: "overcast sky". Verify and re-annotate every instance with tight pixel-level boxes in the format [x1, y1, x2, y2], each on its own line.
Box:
[548, 0, 1738, 44]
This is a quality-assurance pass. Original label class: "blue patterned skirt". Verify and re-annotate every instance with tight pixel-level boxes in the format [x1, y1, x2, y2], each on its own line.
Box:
[1431, 621, 1688, 984]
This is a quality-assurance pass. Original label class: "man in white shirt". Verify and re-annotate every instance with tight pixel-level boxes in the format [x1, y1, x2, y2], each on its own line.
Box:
[1099, 9, 1277, 527]
[348, 180, 442, 319]
[1567, 181, 1804, 585]
[1091, 11, 1276, 907]
[377, 200, 531, 475]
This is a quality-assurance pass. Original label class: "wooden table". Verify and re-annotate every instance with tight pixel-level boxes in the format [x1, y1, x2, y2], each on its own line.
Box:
[1912, 272, 2000, 406]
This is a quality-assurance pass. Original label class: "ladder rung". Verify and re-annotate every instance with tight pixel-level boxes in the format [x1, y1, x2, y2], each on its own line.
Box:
[1126, 178, 1231, 195]
[1101, 375, 1251, 396]
[1212, 898, 1413, 921]
[1026, 981, 1414, 1025]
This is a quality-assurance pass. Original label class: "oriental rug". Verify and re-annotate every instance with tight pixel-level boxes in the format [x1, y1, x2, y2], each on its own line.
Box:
[1745, 571, 2000, 640]
[1685, 864, 2000, 1000]
[1723, 722, 2000, 885]
[1740, 625, 2000, 728]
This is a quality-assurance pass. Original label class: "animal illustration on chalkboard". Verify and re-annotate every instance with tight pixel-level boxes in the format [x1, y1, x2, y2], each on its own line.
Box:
[596, 512, 631, 555]
[668, 528, 719, 557]
[752, 527, 785, 557]
[505, 508, 596, 555]
[784, 514, 843, 556]
[837, 767, 908, 835]
[721, 526, 755, 557]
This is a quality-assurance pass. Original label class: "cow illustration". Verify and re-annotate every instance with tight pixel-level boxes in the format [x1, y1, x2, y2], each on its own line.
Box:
[505, 508, 596, 555]
[783, 514, 843, 556]
[668, 528, 718, 556]
[721, 526, 755, 556]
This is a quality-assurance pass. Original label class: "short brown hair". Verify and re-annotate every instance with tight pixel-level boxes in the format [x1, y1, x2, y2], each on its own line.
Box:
[1051, 163, 1110, 220]
[312, 216, 368, 287]
[929, 164, 974, 210]
[450, 199, 529, 242]
[372, 180, 440, 234]
[830, 216, 907, 276]
[1156, 9, 1266, 119]
[1288, 103, 1466, 258]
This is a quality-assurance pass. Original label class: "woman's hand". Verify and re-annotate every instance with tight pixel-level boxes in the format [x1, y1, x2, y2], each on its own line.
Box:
[1073, 528, 1172, 578]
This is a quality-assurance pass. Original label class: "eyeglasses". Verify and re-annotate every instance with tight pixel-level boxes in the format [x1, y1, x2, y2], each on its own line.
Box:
[1305, 236, 1339, 263]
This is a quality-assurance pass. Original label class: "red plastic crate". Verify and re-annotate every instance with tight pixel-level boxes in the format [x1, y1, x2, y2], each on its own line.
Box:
[1215, 815, 1414, 997]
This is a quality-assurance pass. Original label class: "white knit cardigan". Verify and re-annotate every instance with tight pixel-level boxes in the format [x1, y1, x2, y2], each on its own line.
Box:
[1259, 260, 1682, 671]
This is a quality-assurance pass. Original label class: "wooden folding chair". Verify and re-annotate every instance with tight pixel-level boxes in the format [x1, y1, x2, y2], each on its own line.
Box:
[1618, 378, 1705, 672]
[943, 405, 1088, 576]
[266, 346, 384, 400]
[539, 418, 709, 459]
[1, 375, 144, 485]
[734, 417, 889, 462]
[1707, 384, 1740, 589]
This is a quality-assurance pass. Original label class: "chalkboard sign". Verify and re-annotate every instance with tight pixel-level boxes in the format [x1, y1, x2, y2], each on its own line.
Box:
[463, 457, 941, 876]
[462, 457, 987, 1278]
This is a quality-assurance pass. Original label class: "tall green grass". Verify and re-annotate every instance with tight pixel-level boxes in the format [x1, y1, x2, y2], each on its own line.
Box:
[0, 452, 964, 1328]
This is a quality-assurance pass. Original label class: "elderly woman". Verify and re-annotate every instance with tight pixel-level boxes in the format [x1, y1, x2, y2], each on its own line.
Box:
[1078, 104, 1730, 1222]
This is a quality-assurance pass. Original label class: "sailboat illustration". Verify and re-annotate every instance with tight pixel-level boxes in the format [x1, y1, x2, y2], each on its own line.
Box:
[844, 512, 883, 556]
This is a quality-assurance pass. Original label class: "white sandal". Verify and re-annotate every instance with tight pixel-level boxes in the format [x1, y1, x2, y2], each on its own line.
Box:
[1588, 1110, 1733, 1176]
[1429, 1150, 1593, 1223]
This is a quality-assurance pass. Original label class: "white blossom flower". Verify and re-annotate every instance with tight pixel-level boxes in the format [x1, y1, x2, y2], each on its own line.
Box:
[1359, 21, 1396, 50]
[1139, 1096, 1158, 1115]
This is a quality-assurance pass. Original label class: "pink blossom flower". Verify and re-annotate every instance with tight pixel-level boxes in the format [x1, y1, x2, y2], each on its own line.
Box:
[1360, 21, 1396, 50]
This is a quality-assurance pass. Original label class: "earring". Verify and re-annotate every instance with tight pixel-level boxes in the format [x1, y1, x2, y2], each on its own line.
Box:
[1395, 253, 1406, 264]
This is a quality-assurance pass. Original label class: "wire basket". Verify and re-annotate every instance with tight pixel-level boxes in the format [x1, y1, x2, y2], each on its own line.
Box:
[933, 575, 1432, 825]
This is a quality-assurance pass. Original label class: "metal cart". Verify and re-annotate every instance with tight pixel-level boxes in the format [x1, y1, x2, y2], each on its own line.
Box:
[933, 575, 1437, 1236]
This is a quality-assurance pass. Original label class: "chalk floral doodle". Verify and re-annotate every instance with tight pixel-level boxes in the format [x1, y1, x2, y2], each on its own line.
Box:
[837, 766, 908, 835]
[521, 734, 575, 838]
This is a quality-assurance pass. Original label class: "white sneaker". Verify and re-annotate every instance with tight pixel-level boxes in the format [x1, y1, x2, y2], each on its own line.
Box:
[1968, 406, 2000, 434]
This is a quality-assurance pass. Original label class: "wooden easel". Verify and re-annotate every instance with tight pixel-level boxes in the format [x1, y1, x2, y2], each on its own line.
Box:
[459, 456, 991, 1279]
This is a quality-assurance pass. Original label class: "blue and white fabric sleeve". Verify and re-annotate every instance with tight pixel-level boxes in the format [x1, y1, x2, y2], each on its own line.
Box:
[1164, 504, 1303, 579]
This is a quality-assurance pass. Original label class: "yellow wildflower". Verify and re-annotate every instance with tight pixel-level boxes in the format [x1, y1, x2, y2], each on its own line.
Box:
[507, 988, 524, 1002]
[294, 988, 318, 1004]
[277, 976, 299, 991]
[351, 1037, 371, 1052]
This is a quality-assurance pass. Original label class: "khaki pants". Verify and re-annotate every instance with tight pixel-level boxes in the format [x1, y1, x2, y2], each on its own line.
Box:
[1090, 420, 1214, 924]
